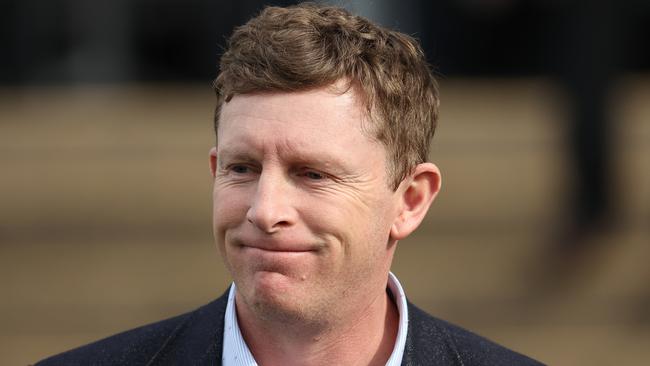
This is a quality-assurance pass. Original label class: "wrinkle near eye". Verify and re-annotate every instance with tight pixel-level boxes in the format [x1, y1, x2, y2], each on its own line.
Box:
[305, 174, 388, 210]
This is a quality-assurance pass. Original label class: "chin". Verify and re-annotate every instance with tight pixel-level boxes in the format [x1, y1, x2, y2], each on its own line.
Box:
[249, 272, 300, 305]
[249, 291, 311, 324]
[242, 275, 325, 325]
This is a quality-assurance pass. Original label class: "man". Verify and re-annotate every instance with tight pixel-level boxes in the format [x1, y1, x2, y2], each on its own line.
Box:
[38, 3, 542, 365]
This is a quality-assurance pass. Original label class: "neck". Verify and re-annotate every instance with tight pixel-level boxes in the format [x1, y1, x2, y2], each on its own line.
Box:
[236, 289, 399, 366]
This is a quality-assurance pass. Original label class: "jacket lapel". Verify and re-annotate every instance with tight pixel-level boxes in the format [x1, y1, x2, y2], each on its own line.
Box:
[148, 289, 230, 365]
[401, 302, 463, 366]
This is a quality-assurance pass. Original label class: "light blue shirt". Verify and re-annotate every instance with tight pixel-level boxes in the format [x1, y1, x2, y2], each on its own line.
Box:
[222, 272, 409, 366]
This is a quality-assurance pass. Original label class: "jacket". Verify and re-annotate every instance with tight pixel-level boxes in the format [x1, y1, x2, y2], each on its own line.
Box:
[36, 290, 543, 365]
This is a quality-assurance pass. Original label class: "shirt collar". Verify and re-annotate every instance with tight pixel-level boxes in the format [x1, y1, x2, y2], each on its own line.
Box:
[222, 272, 408, 366]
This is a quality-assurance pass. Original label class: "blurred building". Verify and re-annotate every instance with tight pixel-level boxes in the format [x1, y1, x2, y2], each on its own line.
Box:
[2, 0, 649, 84]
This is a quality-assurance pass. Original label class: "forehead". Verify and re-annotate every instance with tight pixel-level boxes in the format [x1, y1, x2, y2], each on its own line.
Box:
[217, 86, 374, 148]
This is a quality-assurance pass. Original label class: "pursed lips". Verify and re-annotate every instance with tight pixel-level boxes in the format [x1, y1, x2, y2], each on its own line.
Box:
[231, 237, 319, 253]
[244, 245, 314, 253]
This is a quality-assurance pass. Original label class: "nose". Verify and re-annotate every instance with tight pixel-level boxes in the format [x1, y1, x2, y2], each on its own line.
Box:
[246, 170, 296, 233]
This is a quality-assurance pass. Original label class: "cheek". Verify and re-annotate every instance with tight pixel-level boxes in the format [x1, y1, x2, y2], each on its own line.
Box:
[300, 193, 385, 247]
[212, 186, 249, 231]
[339, 196, 396, 250]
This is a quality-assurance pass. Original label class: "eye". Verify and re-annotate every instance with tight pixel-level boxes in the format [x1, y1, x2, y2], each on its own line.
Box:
[301, 170, 325, 180]
[230, 165, 250, 174]
[306, 171, 324, 180]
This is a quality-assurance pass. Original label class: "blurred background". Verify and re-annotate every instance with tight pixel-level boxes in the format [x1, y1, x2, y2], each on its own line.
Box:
[1, 0, 648, 364]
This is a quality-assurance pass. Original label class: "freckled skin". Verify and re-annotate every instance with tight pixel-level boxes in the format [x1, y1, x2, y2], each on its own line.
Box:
[210, 86, 402, 331]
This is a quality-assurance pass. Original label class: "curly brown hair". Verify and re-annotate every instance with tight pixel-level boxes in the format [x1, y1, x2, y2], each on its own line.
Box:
[213, 3, 439, 189]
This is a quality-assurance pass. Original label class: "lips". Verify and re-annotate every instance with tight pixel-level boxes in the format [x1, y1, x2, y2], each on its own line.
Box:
[231, 236, 319, 253]
[244, 245, 313, 253]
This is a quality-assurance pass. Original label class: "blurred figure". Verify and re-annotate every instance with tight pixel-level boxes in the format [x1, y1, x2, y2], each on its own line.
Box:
[418, 0, 625, 285]
[537, 0, 624, 286]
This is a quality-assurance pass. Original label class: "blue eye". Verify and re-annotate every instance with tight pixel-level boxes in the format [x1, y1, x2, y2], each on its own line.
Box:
[305, 171, 324, 180]
[231, 165, 249, 174]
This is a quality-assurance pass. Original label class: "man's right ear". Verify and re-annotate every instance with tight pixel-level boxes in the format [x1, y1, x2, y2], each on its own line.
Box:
[209, 147, 218, 177]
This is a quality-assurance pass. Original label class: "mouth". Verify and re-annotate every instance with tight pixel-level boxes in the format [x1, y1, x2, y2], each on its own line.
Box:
[243, 246, 314, 253]
[240, 243, 319, 255]
[228, 237, 321, 275]
[231, 236, 320, 253]
[240, 246, 318, 265]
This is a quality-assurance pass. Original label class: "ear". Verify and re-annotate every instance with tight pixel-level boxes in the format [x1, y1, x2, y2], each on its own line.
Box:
[390, 162, 441, 240]
[209, 147, 218, 177]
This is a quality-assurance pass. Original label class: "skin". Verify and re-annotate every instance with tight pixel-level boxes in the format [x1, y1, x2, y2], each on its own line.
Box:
[210, 82, 441, 366]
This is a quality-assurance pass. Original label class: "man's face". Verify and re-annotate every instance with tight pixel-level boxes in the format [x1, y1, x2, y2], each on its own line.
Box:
[210, 85, 402, 324]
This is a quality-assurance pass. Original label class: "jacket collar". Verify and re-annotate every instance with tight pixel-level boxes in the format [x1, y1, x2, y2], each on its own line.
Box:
[150, 290, 461, 366]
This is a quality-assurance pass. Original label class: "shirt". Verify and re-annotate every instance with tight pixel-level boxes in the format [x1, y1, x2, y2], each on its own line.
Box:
[221, 272, 409, 366]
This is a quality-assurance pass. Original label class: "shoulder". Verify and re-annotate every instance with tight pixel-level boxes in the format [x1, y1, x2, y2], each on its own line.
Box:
[35, 293, 229, 366]
[36, 312, 191, 366]
[404, 302, 544, 366]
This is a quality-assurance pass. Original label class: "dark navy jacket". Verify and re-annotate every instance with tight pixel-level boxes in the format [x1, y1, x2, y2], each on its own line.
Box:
[36, 290, 543, 365]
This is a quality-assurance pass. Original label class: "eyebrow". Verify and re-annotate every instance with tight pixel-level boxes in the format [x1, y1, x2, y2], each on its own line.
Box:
[216, 148, 259, 167]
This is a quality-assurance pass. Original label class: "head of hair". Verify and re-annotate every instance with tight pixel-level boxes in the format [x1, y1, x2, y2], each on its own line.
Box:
[213, 3, 439, 189]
